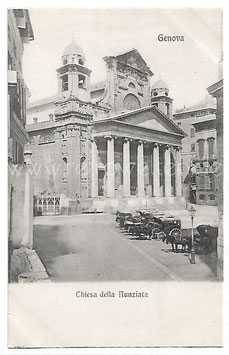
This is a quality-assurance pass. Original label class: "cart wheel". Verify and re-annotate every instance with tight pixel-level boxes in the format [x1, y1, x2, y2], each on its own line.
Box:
[169, 228, 182, 237]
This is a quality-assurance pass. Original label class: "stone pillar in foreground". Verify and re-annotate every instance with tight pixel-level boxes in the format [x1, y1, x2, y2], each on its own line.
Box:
[123, 138, 130, 196]
[137, 140, 144, 196]
[91, 138, 98, 198]
[175, 147, 182, 197]
[164, 145, 172, 197]
[153, 143, 160, 196]
[106, 136, 115, 198]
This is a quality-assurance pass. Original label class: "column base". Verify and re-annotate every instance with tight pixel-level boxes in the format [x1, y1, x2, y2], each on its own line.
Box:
[91, 196, 186, 212]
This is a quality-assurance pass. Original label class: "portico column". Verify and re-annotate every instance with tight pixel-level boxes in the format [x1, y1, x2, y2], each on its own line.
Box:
[91, 138, 98, 198]
[106, 136, 115, 198]
[153, 143, 160, 196]
[137, 140, 144, 196]
[175, 147, 182, 197]
[164, 145, 172, 197]
[123, 138, 130, 196]
[203, 139, 208, 159]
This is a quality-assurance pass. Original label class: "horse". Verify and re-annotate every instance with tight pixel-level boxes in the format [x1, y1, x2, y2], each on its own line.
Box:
[166, 228, 191, 253]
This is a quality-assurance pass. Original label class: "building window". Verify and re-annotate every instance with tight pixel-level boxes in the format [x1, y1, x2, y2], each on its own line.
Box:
[128, 82, 135, 89]
[8, 52, 13, 70]
[205, 175, 211, 189]
[191, 127, 195, 138]
[191, 175, 196, 184]
[78, 74, 86, 89]
[209, 174, 215, 190]
[61, 74, 68, 92]
[191, 143, 195, 152]
[153, 91, 158, 96]
[79, 58, 84, 65]
[181, 158, 184, 172]
[166, 103, 170, 116]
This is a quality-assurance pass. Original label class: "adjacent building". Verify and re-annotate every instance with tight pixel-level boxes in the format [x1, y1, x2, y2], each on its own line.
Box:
[207, 59, 223, 267]
[26, 42, 186, 213]
[173, 96, 217, 203]
[8, 9, 35, 281]
[191, 117, 217, 206]
[8, 9, 34, 163]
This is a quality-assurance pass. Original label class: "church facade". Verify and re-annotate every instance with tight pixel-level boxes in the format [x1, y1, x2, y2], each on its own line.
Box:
[26, 41, 186, 213]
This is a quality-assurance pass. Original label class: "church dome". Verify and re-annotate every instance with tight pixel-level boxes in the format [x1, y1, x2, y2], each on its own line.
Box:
[62, 40, 85, 58]
[152, 79, 168, 90]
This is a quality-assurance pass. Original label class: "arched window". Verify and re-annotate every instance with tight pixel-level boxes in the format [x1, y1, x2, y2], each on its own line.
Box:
[79, 58, 84, 65]
[128, 82, 135, 89]
[61, 74, 68, 92]
[123, 94, 141, 111]
[78, 74, 86, 89]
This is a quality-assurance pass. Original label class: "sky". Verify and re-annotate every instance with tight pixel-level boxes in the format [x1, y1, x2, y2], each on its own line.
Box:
[22, 8, 222, 110]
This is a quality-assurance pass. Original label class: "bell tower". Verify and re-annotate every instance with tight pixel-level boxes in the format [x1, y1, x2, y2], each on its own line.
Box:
[56, 39, 91, 102]
[151, 79, 173, 119]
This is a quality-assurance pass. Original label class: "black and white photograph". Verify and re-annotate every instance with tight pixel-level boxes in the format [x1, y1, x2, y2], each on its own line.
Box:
[5, 4, 226, 350]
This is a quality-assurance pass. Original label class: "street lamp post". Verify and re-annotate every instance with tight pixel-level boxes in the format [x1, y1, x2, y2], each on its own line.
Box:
[188, 206, 196, 264]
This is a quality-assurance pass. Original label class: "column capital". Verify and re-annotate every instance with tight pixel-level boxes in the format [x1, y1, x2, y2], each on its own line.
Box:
[104, 135, 114, 141]
[137, 139, 144, 145]
[152, 142, 159, 148]
[122, 137, 132, 143]
[175, 145, 182, 152]
[165, 144, 171, 150]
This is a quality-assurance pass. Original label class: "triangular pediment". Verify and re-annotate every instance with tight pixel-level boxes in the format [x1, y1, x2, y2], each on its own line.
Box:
[137, 118, 169, 132]
[114, 106, 186, 136]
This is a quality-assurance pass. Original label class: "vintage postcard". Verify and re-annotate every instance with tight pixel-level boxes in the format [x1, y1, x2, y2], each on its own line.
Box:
[6, 5, 225, 351]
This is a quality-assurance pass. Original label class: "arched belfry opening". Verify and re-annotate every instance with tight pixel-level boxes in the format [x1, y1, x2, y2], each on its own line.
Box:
[56, 38, 91, 102]
[151, 79, 173, 118]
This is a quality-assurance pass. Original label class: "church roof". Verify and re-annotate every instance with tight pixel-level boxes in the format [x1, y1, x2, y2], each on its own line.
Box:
[152, 79, 168, 90]
[27, 95, 57, 109]
[90, 81, 106, 92]
[62, 39, 85, 57]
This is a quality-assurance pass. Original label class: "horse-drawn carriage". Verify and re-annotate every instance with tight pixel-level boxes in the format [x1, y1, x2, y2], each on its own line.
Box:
[115, 210, 182, 242]
[115, 210, 218, 255]
[162, 224, 218, 254]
